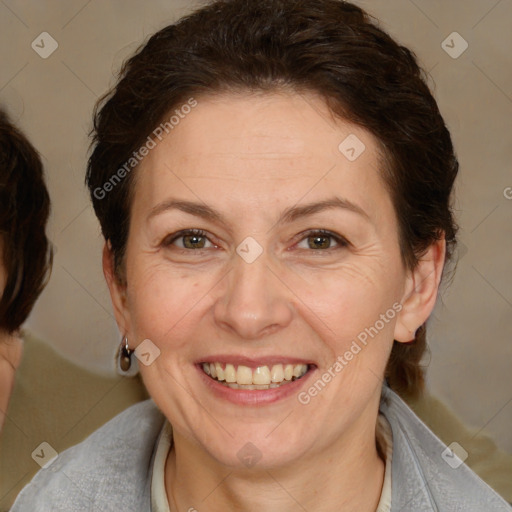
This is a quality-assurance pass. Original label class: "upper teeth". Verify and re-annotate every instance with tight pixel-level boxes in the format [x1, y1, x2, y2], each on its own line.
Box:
[202, 362, 308, 386]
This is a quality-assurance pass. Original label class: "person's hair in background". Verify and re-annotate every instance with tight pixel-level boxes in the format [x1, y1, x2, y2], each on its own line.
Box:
[0, 107, 52, 434]
[0, 109, 52, 334]
[0, 108, 149, 509]
[86, 0, 458, 401]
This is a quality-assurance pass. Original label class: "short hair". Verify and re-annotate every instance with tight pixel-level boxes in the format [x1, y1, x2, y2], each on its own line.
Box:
[0, 109, 53, 333]
[86, 0, 458, 399]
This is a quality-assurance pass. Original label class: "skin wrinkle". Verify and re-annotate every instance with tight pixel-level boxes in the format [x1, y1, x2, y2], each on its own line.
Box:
[104, 91, 445, 512]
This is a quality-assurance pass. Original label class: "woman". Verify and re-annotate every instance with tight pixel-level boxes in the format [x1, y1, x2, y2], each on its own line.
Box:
[0, 109, 148, 510]
[11, 0, 512, 510]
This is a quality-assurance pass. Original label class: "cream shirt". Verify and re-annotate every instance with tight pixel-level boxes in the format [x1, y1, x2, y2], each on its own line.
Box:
[151, 413, 393, 512]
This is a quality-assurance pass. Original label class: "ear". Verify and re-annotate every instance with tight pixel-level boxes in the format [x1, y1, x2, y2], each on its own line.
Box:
[102, 242, 131, 336]
[394, 235, 446, 343]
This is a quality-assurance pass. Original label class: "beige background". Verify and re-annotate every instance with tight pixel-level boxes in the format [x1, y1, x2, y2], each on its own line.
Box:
[1, 0, 511, 453]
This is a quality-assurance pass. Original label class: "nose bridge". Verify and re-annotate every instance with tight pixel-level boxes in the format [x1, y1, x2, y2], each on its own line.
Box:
[213, 246, 293, 339]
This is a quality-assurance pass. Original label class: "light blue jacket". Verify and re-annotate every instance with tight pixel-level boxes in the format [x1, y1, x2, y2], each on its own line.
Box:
[10, 385, 512, 511]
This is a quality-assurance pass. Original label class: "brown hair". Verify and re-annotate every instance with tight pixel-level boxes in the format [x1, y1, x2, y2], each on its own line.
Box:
[86, 0, 458, 400]
[0, 109, 53, 333]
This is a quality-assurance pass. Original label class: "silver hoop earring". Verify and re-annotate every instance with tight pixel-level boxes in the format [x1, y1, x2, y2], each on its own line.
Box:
[116, 336, 139, 376]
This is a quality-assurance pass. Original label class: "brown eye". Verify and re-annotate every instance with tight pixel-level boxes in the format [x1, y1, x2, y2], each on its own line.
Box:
[164, 229, 214, 250]
[296, 230, 349, 251]
[308, 234, 332, 249]
[182, 233, 207, 249]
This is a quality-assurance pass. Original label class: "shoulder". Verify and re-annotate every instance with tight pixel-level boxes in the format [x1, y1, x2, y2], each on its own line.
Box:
[380, 386, 512, 511]
[10, 399, 165, 512]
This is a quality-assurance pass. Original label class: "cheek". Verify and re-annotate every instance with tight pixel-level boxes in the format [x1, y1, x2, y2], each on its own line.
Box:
[298, 267, 399, 399]
[289, 259, 401, 344]
[126, 259, 210, 343]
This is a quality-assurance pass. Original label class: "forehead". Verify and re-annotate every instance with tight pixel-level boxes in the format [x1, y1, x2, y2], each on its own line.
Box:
[134, 91, 390, 223]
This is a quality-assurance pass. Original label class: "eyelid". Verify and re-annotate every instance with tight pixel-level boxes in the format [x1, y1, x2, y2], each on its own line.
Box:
[294, 229, 350, 249]
[163, 228, 216, 248]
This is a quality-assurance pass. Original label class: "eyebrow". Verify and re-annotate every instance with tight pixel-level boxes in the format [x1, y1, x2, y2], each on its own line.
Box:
[147, 196, 370, 225]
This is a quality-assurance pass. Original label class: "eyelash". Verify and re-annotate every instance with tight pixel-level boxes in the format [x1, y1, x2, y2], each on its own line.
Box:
[163, 228, 350, 252]
[295, 229, 350, 251]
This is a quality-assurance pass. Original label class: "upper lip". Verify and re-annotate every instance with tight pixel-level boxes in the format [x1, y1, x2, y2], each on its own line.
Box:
[197, 355, 316, 368]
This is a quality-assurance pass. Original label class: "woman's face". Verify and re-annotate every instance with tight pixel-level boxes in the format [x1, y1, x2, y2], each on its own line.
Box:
[108, 91, 431, 468]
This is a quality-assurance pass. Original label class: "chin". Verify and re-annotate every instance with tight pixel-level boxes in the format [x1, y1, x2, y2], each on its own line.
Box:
[199, 424, 310, 470]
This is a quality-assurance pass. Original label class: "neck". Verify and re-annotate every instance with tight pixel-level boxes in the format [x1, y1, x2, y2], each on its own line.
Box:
[0, 330, 23, 368]
[0, 331, 23, 431]
[165, 395, 385, 512]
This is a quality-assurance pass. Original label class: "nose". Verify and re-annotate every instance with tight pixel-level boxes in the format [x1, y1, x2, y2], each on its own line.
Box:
[213, 251, 294, 340]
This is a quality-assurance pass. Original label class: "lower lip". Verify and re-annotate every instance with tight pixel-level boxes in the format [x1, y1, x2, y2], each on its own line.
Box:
[196, 364, 317, 406]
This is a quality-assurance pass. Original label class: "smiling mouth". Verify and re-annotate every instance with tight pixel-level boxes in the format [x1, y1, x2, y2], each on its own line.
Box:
[201, 362, 311, 390]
